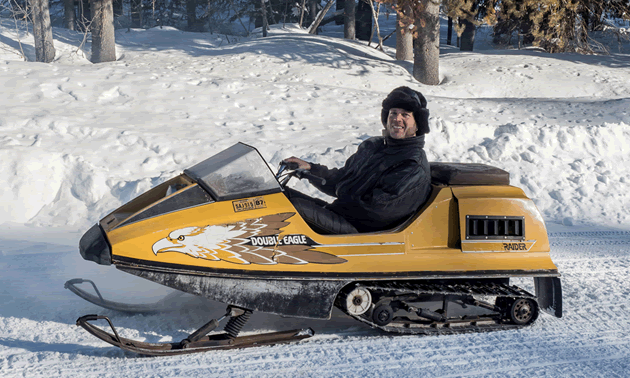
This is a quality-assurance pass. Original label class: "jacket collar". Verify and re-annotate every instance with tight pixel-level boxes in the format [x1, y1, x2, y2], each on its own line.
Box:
[384, 134, 425, 148]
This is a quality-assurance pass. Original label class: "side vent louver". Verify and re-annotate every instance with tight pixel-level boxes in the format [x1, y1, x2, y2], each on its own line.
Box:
[466, 216, 525, 240]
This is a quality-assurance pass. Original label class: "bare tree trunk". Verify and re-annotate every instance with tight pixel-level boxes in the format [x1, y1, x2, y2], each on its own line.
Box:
[260, 0, 268, 36]
[266, 0, 277, 25]
[78, 0, 91, 31]
[335, 0, 344, 24]
[131, 0, 141, 28]
[308, 0, 334, 34]
[447, 16, 452, 45]
[308, 0, 317, 25]
[299, 0, 306, 27]
[413, 0, 439, 85]
[90, 0, 116, 63]
[31, 0, 56, 62]
[395, 5, 412, 60]
[366, 0, 382, 48]
[113, 0, 122, 17]
[355, 0, 371, 41]
[187, 0, 197, 30]
[459, 18, 475, 51]
[63, 0, 75, 30]
[343, 0, 355, 39]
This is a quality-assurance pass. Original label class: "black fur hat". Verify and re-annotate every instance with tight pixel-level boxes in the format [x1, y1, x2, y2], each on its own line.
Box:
[381, 86, 430, 135]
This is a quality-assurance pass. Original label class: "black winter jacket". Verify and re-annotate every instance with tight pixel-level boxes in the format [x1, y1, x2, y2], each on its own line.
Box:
[308, 135, 431, 232]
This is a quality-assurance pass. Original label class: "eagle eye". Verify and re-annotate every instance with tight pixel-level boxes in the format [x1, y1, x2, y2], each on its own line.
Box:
[178, 235, 185, 241]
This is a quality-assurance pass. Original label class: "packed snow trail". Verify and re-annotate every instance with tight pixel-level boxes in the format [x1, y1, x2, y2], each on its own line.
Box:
[1, 224, 630, 377]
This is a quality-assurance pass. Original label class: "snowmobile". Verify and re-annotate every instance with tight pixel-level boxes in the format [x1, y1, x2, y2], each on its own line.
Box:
[70, 142, 562, 356]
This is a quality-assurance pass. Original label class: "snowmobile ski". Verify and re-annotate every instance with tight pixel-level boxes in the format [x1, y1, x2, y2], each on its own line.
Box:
[76, 307, 314, 356]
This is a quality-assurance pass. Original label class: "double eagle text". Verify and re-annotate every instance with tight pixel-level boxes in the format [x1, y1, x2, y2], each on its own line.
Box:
[249, 234, 311, 247]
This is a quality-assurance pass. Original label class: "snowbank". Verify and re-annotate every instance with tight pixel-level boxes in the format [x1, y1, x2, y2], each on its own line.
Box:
[1, 18, 630, 230]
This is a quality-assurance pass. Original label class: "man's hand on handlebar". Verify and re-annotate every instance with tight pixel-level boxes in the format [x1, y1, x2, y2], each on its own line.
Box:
[277, 157, 325, 186]
[283, 157, 311, 171]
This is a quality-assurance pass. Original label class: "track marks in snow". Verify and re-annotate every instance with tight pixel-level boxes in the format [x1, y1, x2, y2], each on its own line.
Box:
[39, 82, 78, 102]
[1, 229, 630, 376]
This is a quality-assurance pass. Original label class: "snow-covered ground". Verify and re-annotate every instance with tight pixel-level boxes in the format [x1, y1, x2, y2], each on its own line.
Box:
[1, 12, 630, 377]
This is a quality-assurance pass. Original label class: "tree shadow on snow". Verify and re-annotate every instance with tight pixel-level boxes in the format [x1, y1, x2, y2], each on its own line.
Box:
[440, 43, 630, 69]
[0, 32, 35, 61]
[114, 29, 416, 81]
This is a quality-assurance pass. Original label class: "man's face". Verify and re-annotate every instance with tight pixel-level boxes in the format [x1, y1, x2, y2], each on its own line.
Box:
[386, 108, 417, 139]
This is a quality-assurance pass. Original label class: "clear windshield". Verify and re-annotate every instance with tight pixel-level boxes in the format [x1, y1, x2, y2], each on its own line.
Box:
[184, 143, 281, 200]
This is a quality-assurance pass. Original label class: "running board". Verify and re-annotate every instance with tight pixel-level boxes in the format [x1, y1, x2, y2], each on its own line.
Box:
[76, 315, 314, 356]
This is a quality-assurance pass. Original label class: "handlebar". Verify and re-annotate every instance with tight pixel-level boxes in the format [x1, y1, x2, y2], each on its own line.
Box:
[294, 169, 326, 186]
[277, 161, 326, 186]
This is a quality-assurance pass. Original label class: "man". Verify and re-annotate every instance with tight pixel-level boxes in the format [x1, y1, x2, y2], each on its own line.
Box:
[284, 86, 431, 234]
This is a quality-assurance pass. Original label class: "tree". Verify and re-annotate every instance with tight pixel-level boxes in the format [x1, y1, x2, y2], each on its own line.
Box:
[113, 0, 123, 17]
[63, 0, 75, 30]
[446, 16, 453, 45]
[413, 0, 440, 85]
[518, 0, 630, 53]
[344, 0, 356, 39]
[130, 0, 142, 28]
[396, 4, 412, 60]
[448, 0, 630, 54]
[444, 0, 494, 52]
[260, 0, 269, 36]
[336, 0, 345, 24]
[90, 0, 116, 63]
[308, 0, 336, 34]
[355, 0, 372, 41]
[459, 17, 475, 51]
[78, 0, 91, 32]
[187, 0, 197, 30]
[30, 0, 56, 62]
[375, 0, 440, 83]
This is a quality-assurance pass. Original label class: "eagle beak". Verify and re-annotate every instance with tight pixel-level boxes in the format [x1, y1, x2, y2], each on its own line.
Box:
[152, 237, 183, 255]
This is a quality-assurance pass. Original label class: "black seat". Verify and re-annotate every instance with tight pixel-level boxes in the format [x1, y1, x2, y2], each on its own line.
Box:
[430, 162, 510, 186]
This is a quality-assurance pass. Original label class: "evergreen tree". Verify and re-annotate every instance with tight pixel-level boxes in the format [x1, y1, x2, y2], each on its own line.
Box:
[446, 0, 630, 53]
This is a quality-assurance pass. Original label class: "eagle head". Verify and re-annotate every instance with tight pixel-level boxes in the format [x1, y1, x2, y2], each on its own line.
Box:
[151, 225, 245, 259]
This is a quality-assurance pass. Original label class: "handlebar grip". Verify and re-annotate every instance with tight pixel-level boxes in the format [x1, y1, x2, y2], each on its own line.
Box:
[297, 170, 326, 186]
[284, 161, 300, 170]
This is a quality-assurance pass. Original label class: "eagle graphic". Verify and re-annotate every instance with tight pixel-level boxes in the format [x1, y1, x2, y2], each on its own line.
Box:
[151, 212, 346, 265]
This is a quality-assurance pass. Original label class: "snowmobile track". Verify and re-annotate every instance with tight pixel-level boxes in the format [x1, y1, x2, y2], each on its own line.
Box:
[341, 281, 538, 336]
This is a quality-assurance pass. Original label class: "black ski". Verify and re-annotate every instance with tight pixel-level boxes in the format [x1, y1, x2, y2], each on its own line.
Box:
[77, 311, 314, 356]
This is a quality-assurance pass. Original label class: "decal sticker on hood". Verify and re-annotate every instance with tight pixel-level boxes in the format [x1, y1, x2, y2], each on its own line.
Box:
[232, 197, 266, 212]
[151, 212, 347, 265]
